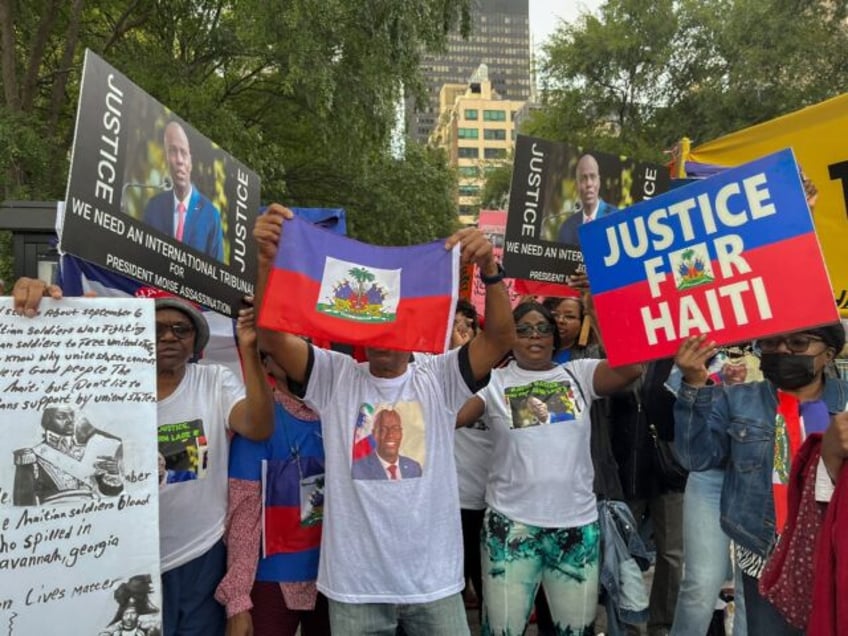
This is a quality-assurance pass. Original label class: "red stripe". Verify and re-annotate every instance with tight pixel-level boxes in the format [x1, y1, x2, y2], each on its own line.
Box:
[264, 507, 322, 555]
[592, 233, 837, 366]
[513, 279, 580, 298]
[260, 269, 452, 353]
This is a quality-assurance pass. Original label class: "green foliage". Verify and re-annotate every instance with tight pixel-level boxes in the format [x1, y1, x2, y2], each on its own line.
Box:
[479, 161, 512, 211]
[530, 0, 848, 156]
[0, 0, 470, 262]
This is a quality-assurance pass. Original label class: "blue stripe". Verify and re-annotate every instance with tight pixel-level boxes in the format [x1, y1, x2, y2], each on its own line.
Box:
[581, 149, 813, 293]
[272, 215, 455, 298]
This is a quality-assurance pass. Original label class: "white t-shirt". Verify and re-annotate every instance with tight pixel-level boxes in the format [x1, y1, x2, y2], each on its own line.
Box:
[157, 363, 245, 572]
[305, 347, 471, 604]
[478, 359, 600, 528]
[454, 422, 494, 510]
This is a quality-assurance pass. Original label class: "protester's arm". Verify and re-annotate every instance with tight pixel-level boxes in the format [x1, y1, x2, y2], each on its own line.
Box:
[592, 361, 643, 396]
[253, 204, 311, 385]
[12, 277, 63, 316]
[672, 336, 731, 471]
[228, 304, 273, 440]
[445, 229, 514, 381]
[456, 395, 485, 429]
[821, 411, 848, 488]
[214, 477, 261, 632]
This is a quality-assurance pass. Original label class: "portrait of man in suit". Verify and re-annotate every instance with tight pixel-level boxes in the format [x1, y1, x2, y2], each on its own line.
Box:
[352, 408, 422, 480]
[557, 153, 618, 246]
[143, 121, 225, 262]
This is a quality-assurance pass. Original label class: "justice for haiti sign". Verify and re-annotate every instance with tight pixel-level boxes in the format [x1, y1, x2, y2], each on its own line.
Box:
[581, 149, 838, 366]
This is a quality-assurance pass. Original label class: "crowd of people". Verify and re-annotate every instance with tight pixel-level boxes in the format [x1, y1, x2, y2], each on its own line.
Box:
[9, 201, 848, 636]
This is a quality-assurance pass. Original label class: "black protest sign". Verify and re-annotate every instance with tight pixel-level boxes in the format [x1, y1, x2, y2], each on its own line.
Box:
[503, 134, 669, 282]
[61, 50, 259, 317]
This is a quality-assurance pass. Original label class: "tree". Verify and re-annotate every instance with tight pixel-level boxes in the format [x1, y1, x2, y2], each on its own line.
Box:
[0, 0, 471, 250]
[479, 161, 512, 211]
[528, 0, 848, 157]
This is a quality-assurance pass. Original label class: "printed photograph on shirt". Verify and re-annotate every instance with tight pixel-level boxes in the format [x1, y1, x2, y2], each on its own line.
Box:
[11, 405, 125, 507]
[505, 380, 582, 429]
[99, 573, 161, 636]
[157, 419, 208, 485]
[350, 402, 425, 480]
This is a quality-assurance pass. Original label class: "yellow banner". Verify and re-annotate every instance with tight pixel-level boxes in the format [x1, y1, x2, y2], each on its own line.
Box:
[686, 92, 848, 316]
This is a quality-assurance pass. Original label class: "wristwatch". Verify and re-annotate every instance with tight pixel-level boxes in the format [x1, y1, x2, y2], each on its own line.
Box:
[480, 262, 505, 285]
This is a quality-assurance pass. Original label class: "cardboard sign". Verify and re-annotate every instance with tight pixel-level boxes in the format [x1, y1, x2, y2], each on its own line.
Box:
[582, 149, 838, 366]
[503, 135, 669, 283]
[0, 298, 161, 634]
[686, 92, 848, 317]
[61, 50, 260, 317]
[469, 210, 523, 316]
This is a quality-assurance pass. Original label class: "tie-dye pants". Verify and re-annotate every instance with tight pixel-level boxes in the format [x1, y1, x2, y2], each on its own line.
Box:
[481, 508, 599, 636]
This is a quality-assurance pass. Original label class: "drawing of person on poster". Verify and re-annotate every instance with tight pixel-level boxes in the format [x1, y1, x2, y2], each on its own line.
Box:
[12, 405, 124, 506]
[99, 574, 161, 636]
[142, 122, 225, 262]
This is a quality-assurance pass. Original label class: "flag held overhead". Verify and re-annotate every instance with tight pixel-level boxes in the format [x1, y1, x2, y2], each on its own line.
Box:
[259, 215, 459, 353]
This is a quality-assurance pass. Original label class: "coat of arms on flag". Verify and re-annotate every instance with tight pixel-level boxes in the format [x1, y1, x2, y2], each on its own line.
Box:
[317, 258, 400, 323]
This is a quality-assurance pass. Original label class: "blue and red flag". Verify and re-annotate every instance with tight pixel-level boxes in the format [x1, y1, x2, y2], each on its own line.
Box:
[261, 457, 323, 558]
[581, 149, 839, 367]
[259, 215, 459, 353]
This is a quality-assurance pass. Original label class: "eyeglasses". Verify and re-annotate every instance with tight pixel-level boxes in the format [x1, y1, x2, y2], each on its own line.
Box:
[757, 334, 824, 354]
[156, 322, 195, 340]
[516, 322, 555, 337]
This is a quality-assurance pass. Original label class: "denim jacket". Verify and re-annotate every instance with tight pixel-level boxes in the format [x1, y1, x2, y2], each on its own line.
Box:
[597, 500, 651, 635]
[674, 377, 848, 556]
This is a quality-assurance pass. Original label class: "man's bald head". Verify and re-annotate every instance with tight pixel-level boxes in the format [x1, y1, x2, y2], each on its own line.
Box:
[576, 153, 600, 214]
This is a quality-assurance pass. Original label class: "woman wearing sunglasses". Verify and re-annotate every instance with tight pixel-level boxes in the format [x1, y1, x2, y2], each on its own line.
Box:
[456, 301, 643, 635]
[674, 324, 848, 634]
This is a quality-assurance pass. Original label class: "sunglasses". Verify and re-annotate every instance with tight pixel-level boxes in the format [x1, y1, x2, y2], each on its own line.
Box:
[156, 322, 195, 340]
[516, 322, 555, 337]
[757, 334, 824, 354]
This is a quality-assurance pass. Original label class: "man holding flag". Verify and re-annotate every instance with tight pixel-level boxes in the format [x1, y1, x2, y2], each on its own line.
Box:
[254, 204, 514, 635]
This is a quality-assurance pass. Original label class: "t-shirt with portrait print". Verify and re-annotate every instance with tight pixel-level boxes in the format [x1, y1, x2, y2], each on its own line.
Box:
[477, 359, 599, 528]
[305, 346, 469, 604]
[157, 363, 245, 572]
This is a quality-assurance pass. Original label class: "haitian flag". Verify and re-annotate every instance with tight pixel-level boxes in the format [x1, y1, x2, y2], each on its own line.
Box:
[581, 149, 839, 367]
[260, 215, 459, 353]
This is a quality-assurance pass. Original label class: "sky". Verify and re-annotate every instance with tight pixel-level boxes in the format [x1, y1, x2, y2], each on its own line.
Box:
[529, 0, 604, 51]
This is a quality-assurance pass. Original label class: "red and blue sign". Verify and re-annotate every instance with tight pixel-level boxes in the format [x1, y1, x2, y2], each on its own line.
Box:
[581, 149, 838, 366]
[260, 215, 458, 353]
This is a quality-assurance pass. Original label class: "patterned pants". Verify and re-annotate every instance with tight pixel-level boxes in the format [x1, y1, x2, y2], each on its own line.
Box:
[481, 508, 599, 636]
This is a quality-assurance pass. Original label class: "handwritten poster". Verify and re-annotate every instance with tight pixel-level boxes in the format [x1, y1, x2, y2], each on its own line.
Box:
[0, 298, 161, 635]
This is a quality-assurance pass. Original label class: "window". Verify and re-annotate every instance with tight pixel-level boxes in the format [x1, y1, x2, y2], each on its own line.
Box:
[464, 109, 478, 120]
[484, 148, 507, 159]
[458, 127, 479, 140]
[458, 166, 479, 178]
[459, 185, 480, 196]
[483, 110, 506, 121]
[484, 129, 507, 140]
[458, 147, 479, 159]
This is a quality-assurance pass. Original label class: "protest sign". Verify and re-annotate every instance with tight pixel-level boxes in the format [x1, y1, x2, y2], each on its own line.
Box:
[684, 91, 848, 316]
[259, 215, 458, 353]
[582, 149, 838, 366]
[503, 134, 669, 283]
[0, 297, 160, 635]
[469, 210, 522, 316]
[61, 49, 260, 317]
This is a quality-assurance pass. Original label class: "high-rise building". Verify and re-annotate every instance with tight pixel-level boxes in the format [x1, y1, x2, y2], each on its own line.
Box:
[408, 0, 531, 145]
[430, 64, 524, 223]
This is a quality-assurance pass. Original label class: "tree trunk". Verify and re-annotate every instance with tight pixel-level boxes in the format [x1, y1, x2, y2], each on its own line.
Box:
[46, 0, 85, 134]
[21, 0, 62, 111]
[0, 0, 20, 111]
